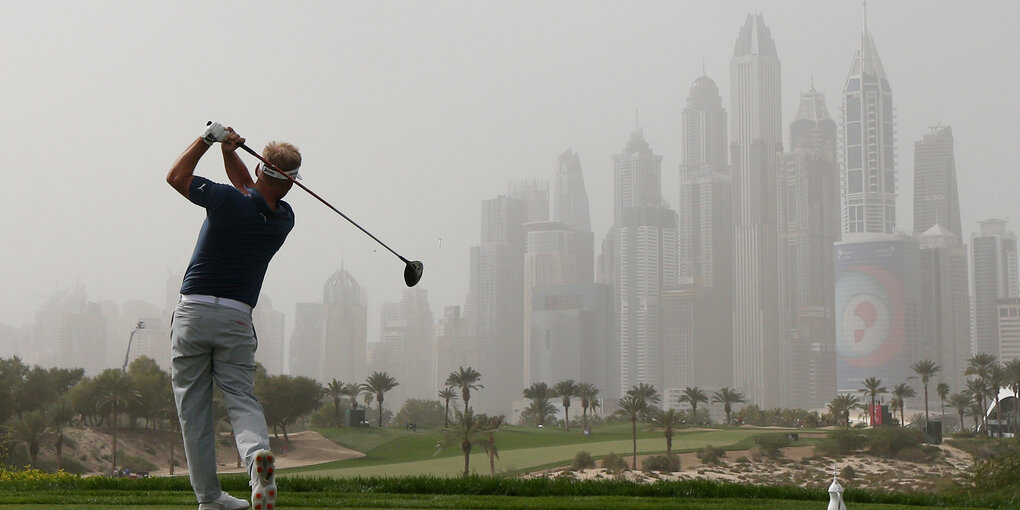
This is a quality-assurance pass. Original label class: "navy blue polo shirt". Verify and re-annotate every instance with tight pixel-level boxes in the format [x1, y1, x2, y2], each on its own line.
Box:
[180, 176, 295, 308]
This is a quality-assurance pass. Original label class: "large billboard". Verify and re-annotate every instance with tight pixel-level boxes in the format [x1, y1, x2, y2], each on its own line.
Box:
[835, 237, 919, 393]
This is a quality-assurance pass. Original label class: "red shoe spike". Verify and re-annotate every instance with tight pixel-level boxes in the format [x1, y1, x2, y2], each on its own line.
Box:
[257, 467, 263, 473]
[256, 456, 262, 462]
[269, 490, 275, 496]
[268, 468, 274, 474]
[267, 505, 273, 509]
[268, 456, 273, 462]
[255, 493, 262, 499]
[255, 505, 261, 510]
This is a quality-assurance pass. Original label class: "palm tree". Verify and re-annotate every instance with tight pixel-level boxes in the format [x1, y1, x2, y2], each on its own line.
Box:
[910, 360, 941, 430]
[827, 393, 862, 427]
[438, 407, 486, 476]
[947, 392, 972, 432]
[891, 382, 916, 427]
[552, 379, 579, 431]
[577, 382, 601, 431]
[965, 378, 989, 433]
[711, 387, 746, 426]
[523, 382, 554, 426]
[858, 377, 888, 427]
[445, 366, 483, 407]
[989, 364, 1007, 437]
[94, 370, 140, 475]
[967, 401, 985, 432]
[477, 414, 504, 476]
[48, 398, 74, 470]
[362, 391, 375, 418]
[10, 409, 48, 467]
[627, 383, 661, 408]
[615, 395, 647, 469]
[652, 408, 683, 455]
[1005, 359, 1020, 436]
[364, 372, 399, 427]
[678, 387, 709, 424]
[326, 379, 345, 426]
[936, 382, 951, 422]
[438, 387, 458, 428]
[341, 382, 363, 410]
[966, 353, 998, 432]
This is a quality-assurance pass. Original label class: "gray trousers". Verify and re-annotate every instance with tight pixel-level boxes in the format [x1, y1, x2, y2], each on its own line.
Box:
[171, 300, 270, 503]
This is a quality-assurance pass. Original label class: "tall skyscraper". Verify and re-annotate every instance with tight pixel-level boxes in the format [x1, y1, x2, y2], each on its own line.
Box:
[322, 266, 368, 384]
[434, 305, 476, 395]
[288, 302, 323, 378]
[376, 288, 434, 407]
[914, 126, 961, 236]
[919, 225, 972, 390]
[835, 9, 920, 395]
[554, 149, 592, 233]
[466, 193, 528, 415]
[509, 179, 550, 224]
[253, 295, 286, 375]
[971, 219, 1019, 357]
[996, 299, 1020, 364]
[614, 129, 675, 398]
[780, 87, 840, 409]
[841, 9, 896, 235]
[678, 73, 732, 292]
[730, 13, 784, 407]
[664, 73, 733, 404]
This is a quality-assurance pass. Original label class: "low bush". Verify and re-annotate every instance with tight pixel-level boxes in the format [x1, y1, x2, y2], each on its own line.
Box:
[969, 451, 1020, 502]
[696, 445, 726, 466]
[866, 426, 923, 459]
[752, 434, 791, 459]
[840, 465, 856, 482]
[571, 451, 595, 471]
[600, 452, 629, 474]
[641, 454, 680, 472]
[815, 428, 867, 456]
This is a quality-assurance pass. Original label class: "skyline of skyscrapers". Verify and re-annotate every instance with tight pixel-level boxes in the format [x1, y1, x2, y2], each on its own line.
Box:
[7, 10, 1011, 425]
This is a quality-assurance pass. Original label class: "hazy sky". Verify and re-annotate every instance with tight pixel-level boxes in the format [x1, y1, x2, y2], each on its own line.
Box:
[2, 1, 1017, 342]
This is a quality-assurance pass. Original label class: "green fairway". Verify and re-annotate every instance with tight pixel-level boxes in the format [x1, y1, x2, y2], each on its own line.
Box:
[294, 424, 793, 477]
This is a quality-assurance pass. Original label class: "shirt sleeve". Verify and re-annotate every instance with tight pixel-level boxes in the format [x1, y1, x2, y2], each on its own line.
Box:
[188, 176, 233, 211]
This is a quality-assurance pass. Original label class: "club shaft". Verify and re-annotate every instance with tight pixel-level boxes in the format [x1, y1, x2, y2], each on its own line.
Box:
[238, 143, 409, 264]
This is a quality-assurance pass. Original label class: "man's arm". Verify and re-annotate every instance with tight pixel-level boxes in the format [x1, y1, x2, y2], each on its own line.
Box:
[220, 127, 254, 194]
[166, 138, 211, 199]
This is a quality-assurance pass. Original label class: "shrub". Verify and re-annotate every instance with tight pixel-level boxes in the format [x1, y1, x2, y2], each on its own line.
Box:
[841, 465, 856, 482]
[600, 452, 629, 474]
[641, 454, 680, 472]
[571, 451, 595, 471]
[752, 434, 791, 459]
[696, 445, 726, 465]
[970, 451, 1020, 501]
[816, 428, 867, 456]
[866, 426, 923, 459]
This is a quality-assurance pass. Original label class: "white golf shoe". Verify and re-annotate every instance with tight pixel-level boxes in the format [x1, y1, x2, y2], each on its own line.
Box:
[198, 491, 250, 510]
[249, 449, 277, 510]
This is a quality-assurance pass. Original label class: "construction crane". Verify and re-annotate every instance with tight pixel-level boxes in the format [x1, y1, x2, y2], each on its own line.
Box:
[121, 321, 146, 372]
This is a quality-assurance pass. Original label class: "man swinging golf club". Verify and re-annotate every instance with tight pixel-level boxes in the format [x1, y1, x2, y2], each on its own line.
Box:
[167, 121, 300, 510]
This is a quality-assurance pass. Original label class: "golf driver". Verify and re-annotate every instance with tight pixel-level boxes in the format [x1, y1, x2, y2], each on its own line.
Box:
[234, 137, 423, 287]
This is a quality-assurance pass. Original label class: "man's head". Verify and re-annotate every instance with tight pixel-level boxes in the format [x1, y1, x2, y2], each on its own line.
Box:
[255, 141, 302, 195]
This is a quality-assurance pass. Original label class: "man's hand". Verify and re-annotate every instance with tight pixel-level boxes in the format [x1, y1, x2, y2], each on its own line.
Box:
[220, 127, 246, 153]
[202, 121, 229, 145]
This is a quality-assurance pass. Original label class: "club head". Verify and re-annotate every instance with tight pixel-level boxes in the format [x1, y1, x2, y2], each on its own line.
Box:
[404, 260, 423, 287]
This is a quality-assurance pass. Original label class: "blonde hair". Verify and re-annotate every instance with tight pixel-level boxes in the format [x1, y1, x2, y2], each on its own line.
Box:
[263, 141, 301, 173]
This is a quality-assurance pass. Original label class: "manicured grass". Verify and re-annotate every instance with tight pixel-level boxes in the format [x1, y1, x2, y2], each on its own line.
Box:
[0, 474, 1000, 509]
[292, 423, 792, 476]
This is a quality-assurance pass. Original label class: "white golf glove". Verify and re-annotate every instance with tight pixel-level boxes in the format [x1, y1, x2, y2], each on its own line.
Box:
[201, 121, 229, 145]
